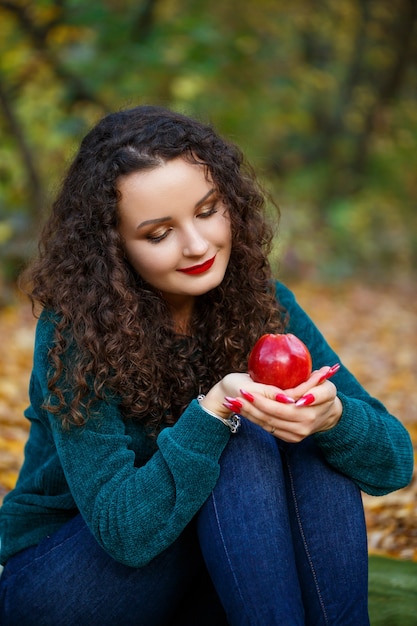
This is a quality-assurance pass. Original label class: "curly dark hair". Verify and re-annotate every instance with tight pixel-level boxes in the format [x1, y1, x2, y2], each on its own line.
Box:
[23, 105, 285, 431]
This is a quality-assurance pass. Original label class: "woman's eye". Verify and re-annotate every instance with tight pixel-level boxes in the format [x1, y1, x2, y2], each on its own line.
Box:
[147, 229, 171, 244]
[198, 205, 218, 218]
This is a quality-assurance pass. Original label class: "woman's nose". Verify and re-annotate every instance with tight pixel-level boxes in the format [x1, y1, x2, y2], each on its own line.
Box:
[182, 225, 209, 257]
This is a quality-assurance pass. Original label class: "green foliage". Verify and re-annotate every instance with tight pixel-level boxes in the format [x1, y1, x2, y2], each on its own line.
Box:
[1, 0, 416, 284]
[368, 556, 417, 625]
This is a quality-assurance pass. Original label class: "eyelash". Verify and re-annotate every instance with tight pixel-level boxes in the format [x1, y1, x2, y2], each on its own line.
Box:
[147, 230, 171, 244]
[146, 204, 219, 244]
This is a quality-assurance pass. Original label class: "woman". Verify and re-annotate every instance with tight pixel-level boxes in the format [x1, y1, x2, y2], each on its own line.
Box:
[0, 105, 413, 625]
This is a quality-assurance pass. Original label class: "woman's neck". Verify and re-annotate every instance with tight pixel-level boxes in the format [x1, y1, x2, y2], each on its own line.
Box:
[169, 300, 195, 336]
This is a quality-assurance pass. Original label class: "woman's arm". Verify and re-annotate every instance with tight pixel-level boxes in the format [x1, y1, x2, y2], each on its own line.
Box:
[27, 313, 231, 568]
[275, 282, 414, 496]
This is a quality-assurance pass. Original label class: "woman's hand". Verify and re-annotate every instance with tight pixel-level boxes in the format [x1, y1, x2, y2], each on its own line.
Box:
[201, 366, 342, 443]
[237, 367, 343, 443]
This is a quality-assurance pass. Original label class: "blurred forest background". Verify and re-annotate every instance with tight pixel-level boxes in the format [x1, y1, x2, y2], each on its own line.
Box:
[1, 2, 417, 613]
[1, 0, 417, 294]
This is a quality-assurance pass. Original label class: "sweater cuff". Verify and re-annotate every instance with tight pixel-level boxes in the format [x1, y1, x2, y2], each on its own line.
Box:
[313, 392, 370, 456]
[158, 398, 231, 457]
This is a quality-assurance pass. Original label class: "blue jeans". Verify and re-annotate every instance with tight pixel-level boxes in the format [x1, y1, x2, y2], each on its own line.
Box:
[0, 419, 369, 625]
[197, 418, 369, 625]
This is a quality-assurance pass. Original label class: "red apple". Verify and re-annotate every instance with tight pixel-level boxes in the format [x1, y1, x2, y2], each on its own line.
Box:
[248, 333, 312, 389]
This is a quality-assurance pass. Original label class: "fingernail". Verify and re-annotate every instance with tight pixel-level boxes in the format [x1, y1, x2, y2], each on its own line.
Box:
[327, 363, 341, 376]
[240, 389, 255, 402]
[318, 363, 340, 384]
[317, 371, 329, 384]
[295, 393, 315, 407]
[224, 397, 243, 412]
[275, 393, 295, 404]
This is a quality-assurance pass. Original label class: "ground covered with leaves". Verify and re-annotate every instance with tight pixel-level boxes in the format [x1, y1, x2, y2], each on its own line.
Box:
[0, 280, 416, 561]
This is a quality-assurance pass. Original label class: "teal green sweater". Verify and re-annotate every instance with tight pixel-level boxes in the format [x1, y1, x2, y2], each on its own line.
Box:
[0, 283, 413, 567]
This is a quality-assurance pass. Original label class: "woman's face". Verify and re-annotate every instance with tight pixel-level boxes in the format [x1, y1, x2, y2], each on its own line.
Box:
[117, 158, 232, 319]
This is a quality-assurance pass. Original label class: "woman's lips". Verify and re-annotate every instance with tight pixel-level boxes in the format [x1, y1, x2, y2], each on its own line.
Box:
[177, 255, 216, 275]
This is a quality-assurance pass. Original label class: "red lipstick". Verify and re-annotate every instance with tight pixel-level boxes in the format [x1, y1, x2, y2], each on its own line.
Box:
[178, 256, 216, 275]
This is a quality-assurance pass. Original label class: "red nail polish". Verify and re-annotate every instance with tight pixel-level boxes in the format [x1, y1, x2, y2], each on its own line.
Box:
[275, 393, 295, 404]
[240, 389, 255, 402]
[318, 363, 340, 384]
[295, 393, 315, 407]
[317, 372, 328, 384]
[224, 397, 243, 412]
[327, 363, 341, 376]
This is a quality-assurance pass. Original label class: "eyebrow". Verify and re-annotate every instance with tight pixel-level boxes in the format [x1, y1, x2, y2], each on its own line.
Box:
[136, 215, 171, 230]
[136, 188, 216, 230]
[195, 187, 216, 208]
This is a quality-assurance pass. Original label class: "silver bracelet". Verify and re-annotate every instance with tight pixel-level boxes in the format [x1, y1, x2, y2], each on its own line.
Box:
[197, 395, 241, 434]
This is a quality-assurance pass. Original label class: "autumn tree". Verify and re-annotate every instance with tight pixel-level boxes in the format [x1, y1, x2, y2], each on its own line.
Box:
[1, 0, 416, 285]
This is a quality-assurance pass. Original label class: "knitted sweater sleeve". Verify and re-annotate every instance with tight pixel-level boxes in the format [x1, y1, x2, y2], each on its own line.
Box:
[276, 282, 414, 496]
[29, 313, 231, 568]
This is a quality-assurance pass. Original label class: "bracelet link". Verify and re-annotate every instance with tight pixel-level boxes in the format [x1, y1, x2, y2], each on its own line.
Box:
[197, 395, 241, 434]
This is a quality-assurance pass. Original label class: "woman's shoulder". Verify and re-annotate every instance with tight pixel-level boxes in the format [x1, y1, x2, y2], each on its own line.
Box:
[274, 280, 295, 302]
[30, 308, 61, 367]
[35, 308, 59, 340]
[273, 280, 316, 337]
[273, 280, 299, 313]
